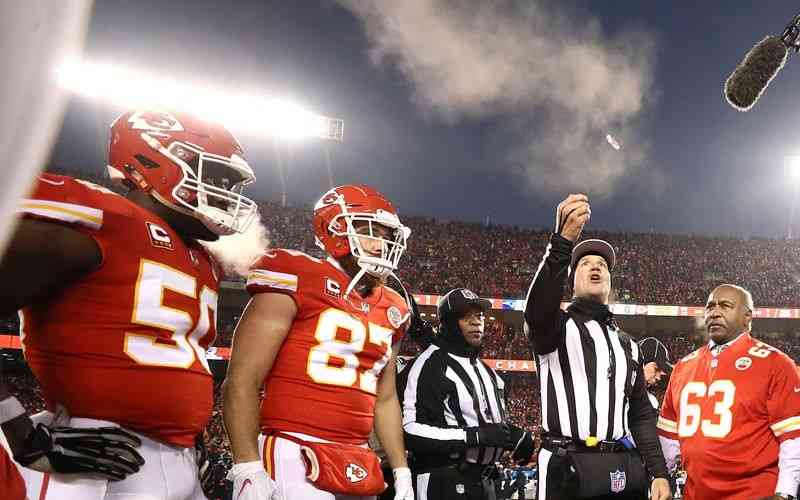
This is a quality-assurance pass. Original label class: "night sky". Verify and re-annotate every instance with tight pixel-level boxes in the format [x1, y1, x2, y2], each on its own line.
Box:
[49, 1, 800, 238]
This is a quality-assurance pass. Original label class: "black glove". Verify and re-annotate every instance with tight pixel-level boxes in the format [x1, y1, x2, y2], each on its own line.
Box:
[508, 424, 535, 463]
[465, 423, 511, 448]
[407, 294, 435, 347]
[14, 423, 145, 481]
[195, 433, 213, 493]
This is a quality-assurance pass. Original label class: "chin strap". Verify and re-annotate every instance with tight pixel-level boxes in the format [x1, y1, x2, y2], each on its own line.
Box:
[343, 266, 412, 324]
[344, 265, 369, 298]
[390, 272, 413, 325]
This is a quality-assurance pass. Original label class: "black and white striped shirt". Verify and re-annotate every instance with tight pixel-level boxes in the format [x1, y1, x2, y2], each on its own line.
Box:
[536, 312, 640, 441]
[524, 233, 667, 479]
[398, 338, 507, 468]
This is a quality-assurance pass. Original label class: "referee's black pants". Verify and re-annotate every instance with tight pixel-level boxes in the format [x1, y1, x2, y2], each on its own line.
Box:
[411, 464, 497, 500]
[537, 448, 646, 500]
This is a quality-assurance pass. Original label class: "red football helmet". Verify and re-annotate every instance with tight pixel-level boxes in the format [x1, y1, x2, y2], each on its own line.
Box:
[108, 110, 257, 235]
[313, 185, 410, 282]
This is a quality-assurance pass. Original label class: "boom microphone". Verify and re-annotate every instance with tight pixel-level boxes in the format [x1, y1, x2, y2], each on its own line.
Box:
[724, 15, 800, 111]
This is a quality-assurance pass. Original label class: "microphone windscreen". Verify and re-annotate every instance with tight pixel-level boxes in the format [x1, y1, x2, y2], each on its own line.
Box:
[724, 36, 788, 111]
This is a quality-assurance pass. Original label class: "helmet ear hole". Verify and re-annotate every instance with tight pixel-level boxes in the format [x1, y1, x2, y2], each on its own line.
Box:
[134, 154, 160, 169]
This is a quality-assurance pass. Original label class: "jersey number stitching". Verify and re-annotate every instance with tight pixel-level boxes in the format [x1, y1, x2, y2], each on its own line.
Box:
[306, 308, 393, 394]
[124, 259, 217, 373]
[677, 379, 736, 438]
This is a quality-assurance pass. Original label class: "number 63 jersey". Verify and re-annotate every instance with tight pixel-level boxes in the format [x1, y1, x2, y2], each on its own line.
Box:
[246, 249, 409, 445]
[19, 174, 219, 448]
[657, 333, 800, 500]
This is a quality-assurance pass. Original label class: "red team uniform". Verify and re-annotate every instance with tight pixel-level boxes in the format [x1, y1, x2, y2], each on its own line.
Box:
[246, 249, 409, 449]
[15, 173, 220, 500]
[657, 333, 800, 499]
[0, 444, 26, 500]
[227, 184, 412, 500]
[7, 109, 256, 499]
[20, 173, 219, 448]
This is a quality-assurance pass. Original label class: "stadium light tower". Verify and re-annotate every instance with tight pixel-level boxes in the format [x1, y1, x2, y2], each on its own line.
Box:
[784, 155, 800, 238]
[55, 59, 344, 142]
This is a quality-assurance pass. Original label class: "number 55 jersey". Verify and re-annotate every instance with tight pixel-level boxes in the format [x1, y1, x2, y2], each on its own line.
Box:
[657, 333, 800, 500]
[246, 249, 409, 445]
[19, 174, 219, 448]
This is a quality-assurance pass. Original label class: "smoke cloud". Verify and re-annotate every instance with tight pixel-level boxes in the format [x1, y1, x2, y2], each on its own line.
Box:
[337, 0, 661, 197]
[202, 214, 270, 278]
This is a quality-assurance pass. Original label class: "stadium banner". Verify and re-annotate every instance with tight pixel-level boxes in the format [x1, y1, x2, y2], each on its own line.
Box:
[0, 335, 536, 371]
[483, 359, 536, 372]
[0, 335, 21, 349]
[194, 346, 540, 371]
[411, 294, 792, 318]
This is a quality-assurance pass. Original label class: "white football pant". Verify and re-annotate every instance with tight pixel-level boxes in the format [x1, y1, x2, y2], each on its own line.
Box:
[20, 411, 205, 500]
[258, 432, 377, 500]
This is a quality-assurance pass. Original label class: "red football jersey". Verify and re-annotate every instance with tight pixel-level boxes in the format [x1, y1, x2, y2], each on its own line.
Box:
[0, 444, 25, 500]
[19, 174, 219, 448]
[246, 249, 408, 444]
[657, 333, 800, 500]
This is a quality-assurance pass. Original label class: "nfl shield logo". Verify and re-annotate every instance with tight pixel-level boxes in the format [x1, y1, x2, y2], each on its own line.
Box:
[610, 470, 626, 493]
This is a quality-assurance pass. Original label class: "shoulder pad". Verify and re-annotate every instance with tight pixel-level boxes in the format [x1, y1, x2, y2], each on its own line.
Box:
[246, 248, 323, 295]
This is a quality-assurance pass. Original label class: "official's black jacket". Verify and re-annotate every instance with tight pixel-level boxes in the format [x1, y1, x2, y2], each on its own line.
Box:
[523, 233, 668, 480]
[397, 335, 506, 471]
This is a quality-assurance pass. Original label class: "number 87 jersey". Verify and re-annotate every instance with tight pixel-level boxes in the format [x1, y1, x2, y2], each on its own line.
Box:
[657, 333, 800, 500]
[246, 249, 409, 445]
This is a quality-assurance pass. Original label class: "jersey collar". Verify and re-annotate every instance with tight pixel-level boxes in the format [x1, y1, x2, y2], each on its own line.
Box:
[708, 331, 748, 356]
[325, 256, 382, 304]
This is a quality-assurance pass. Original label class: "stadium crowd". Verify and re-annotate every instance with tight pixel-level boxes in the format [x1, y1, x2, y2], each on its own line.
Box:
[42, 168, 800, 308]
[259, 199, 800, 308]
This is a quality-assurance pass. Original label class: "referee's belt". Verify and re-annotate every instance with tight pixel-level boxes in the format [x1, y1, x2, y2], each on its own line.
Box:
[542, 435, 627, 453]
[455, 462, 496, 479]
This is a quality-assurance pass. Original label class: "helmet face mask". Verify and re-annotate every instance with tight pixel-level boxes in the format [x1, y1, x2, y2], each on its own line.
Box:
[313, 185, 410, 284]
[108, 110, 257, 236]
[158, 137, 257, 235]
[331, 211, 409, 280]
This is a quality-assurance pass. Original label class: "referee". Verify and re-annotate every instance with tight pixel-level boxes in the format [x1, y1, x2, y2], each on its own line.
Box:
[637, 337, 673, 414]
[524, 194, 670, 500]
[399, 288, 535, 500]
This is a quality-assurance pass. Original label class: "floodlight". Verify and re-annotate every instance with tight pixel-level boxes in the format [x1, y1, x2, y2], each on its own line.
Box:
[55, 59, 343, 141]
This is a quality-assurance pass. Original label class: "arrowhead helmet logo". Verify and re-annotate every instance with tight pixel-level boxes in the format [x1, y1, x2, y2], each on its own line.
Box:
[314, 189, 342, 210]
[345, 463, 368, 483]
[128, 111, 184, 132]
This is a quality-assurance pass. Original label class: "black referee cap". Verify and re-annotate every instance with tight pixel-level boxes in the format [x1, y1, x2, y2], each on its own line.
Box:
[570, 239, 616, 272]
[437, 288, 492, 320]
[638, 337, 673, 375]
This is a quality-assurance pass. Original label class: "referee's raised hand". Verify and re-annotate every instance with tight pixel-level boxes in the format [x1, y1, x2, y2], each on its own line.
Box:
[555, 194, 590, 242]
